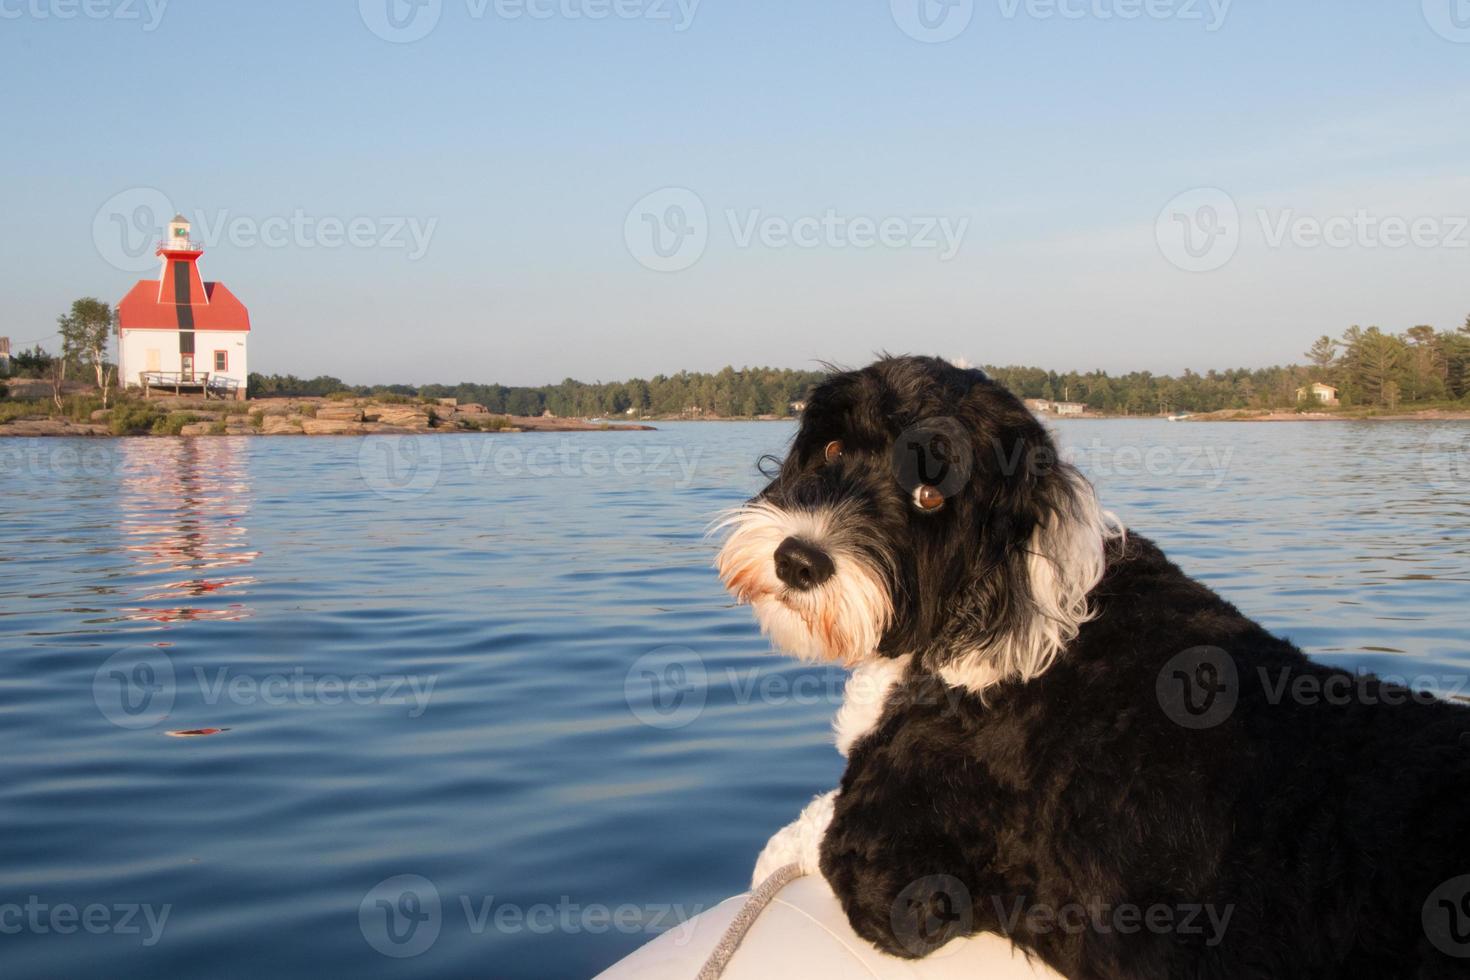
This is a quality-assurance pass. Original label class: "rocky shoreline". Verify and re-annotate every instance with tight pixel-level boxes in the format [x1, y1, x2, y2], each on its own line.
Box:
[0, 396, 656, 438]
[1179, 408, 1470, 423]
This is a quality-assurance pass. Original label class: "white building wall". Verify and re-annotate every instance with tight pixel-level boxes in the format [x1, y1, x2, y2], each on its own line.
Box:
[119, 329, 249, 394]
[196, 330, 249, 391]
[119, 329, 178, 388]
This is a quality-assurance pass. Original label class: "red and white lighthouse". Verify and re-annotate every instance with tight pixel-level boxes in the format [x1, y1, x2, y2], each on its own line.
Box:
[117, 214, 251, 399]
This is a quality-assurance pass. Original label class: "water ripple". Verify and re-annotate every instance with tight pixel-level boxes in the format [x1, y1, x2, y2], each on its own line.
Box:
[0, 421, 1466, 977]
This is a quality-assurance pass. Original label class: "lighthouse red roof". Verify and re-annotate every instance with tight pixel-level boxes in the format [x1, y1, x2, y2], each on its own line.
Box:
[117, 249, 250, 332]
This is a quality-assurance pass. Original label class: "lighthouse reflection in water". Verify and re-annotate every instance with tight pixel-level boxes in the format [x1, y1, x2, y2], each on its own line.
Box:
[117, 437, 258, 624]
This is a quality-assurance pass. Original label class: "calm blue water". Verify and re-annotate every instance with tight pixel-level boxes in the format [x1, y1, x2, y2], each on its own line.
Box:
[1, 421, 1467, 978]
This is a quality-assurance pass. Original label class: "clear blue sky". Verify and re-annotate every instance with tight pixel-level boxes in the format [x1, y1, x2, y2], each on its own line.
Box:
[3, 1, 1468, 385]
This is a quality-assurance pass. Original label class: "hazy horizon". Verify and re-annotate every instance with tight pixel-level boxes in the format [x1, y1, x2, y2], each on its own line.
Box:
[5, 2, 1469, 386]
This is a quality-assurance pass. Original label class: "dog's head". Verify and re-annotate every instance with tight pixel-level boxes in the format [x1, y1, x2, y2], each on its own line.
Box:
[716, 355, 1121, 693]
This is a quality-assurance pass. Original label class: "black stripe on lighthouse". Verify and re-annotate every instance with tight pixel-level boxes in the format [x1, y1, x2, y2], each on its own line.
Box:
[173, 260, 195, 354]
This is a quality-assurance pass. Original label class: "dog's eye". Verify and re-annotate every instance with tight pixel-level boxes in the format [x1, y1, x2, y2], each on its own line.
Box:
[914, 485, 945, 512]
[823, 440, 844, 464]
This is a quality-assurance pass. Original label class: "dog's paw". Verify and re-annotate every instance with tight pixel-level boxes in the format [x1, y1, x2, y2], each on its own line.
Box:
[751, 790, 837, 889]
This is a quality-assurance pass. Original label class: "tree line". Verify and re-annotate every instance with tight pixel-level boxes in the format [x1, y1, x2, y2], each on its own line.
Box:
[9, 303, 1469, 416]
[244, 317, 1470, 416]
[246, 366, 829, 418]
[1301, 321, 1470, 409]
[987, 318, 1470, 414]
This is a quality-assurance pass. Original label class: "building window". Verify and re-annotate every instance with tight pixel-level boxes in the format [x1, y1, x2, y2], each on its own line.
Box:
[214, 351, 228, 372]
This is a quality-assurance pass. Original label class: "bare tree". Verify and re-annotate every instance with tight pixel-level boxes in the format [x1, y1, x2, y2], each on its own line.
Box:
[48, 353, 66, 411]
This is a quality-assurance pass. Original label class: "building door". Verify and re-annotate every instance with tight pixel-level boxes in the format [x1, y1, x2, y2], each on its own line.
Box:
[146, 349, 161, 372]
[181, 353, 194, 381]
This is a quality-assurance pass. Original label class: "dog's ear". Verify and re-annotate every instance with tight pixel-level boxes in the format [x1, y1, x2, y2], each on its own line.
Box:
[934, 428, 1121, 695]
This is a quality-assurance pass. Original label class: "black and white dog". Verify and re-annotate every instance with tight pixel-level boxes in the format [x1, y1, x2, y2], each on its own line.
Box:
[715, 356, 1470, 979]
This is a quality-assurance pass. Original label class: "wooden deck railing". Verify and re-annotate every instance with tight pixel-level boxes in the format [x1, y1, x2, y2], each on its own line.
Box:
[139, 372, 242, 400]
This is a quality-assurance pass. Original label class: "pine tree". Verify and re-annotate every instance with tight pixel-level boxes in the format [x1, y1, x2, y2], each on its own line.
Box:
[1305, 335, 1337, 372]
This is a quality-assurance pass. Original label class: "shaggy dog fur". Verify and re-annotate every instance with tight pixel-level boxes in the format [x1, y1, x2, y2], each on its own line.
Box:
[716, 356, 1470, 979]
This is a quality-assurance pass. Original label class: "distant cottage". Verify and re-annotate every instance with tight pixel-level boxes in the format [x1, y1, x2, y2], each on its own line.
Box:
[1296, 382, 1339, 407]
[1026, 399, 1087, 417]
[117, 215, 250, 400]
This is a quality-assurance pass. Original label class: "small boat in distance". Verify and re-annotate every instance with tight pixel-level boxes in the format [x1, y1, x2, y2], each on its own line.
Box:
[1167, 413, 1193, 422]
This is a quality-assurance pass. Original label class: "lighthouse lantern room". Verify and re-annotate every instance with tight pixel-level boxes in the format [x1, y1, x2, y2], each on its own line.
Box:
[117, 214, 251, 400]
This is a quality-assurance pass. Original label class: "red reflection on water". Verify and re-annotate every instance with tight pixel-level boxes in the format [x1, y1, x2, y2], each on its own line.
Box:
[117, 439, 259, 625]
[133, 604, 252, 624]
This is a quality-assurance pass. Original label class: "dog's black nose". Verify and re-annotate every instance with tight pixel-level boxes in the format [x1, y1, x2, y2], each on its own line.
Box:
[774, 537, 835, 591]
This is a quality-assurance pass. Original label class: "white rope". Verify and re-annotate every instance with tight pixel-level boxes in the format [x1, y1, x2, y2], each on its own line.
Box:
[695, 864, 806, 980]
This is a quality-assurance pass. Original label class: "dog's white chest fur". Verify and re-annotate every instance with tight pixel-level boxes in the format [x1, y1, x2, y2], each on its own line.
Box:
[750, 656, 911, 887]
[832, 655, 911, 758]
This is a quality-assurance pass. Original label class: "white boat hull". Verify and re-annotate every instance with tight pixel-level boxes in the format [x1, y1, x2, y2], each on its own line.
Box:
[595, 875, 1064, 980]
